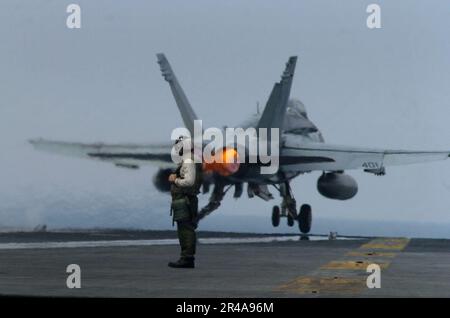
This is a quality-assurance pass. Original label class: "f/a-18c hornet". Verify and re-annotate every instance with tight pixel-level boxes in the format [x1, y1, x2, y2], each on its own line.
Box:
[30, 54, 450, 234]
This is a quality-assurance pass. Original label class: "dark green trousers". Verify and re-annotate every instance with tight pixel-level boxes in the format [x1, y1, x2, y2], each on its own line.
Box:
[177, 220, 197, 259]
[172, 194, 198, 259]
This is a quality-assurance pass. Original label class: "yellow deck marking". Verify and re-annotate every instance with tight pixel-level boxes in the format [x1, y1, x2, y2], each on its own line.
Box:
[321, 260, 390, 270]
[276, 237, 410, 295]
[277, 276, 365, 295]
[359, 238, 410, 251]
[346, 251, 396, 258]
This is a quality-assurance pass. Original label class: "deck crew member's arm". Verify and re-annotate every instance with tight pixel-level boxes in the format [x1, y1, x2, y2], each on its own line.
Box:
[174, 159, 196, 187]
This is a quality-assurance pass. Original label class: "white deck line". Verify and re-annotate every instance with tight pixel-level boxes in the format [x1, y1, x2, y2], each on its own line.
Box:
[0, 235, 358, 250]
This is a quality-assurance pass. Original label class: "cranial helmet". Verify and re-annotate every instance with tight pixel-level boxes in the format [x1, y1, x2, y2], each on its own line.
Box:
[173, 135, 192, 157]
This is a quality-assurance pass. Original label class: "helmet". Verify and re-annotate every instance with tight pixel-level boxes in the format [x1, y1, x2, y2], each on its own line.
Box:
[173, 135, 192, 157]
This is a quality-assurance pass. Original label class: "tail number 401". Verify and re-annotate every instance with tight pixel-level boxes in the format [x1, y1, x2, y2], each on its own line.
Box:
[362, 162, 379, 169]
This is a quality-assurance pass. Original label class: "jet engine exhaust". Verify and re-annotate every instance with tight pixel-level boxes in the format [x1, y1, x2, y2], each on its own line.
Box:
[152, 168, 174, 192]
[203, 147, 240, 177]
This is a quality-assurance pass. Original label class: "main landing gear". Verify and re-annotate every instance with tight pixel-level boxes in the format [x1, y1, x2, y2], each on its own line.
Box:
[271, 181, 312, 234]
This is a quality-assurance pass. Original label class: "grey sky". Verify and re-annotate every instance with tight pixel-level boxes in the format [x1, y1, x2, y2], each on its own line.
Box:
[1, 0, 450, 234]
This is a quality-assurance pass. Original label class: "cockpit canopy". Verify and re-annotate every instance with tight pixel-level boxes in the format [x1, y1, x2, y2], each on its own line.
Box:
[240, 98, 319, 135]
[283, 98, 318, 134]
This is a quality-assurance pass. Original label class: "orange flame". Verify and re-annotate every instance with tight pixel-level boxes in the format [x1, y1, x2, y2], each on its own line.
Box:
[202, 147, 240, 176]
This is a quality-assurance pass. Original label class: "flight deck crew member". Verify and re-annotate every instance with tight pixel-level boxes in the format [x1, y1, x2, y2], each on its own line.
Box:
[168, 136, 202, 268]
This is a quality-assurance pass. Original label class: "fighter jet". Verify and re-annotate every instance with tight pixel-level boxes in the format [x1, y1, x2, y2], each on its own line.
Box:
[29, 54, 450, 234]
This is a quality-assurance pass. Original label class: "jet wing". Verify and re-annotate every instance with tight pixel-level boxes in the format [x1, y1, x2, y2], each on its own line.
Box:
[281, 137, 450, 173]
[29, 138, 175, 169]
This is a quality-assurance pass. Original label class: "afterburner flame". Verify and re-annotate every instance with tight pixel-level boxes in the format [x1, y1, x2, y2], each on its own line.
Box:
[203, 147, 240, 176]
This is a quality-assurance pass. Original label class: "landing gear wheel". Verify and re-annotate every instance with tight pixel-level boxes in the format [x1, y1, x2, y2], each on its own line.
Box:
[298, 204, 312, 234]
[287, 214, 294, 227]
[272, 206, 280, 227]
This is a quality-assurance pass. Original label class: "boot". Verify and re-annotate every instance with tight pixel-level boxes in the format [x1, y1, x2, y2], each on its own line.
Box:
[168, 257, 195, 268]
